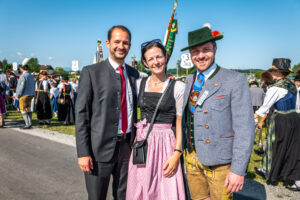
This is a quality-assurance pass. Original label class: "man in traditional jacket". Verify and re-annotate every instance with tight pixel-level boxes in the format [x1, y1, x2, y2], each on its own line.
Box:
[15, 58, 35, 129]
[181, 25, 255, 200]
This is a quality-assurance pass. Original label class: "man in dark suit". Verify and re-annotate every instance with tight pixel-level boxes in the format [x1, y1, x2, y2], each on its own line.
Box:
[76, 25, 139, 200]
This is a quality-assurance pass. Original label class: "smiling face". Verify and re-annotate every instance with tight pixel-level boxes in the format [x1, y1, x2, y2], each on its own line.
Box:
[106, 28, 131, 64]
[189, 41, 217, 72]
[143, 47, 167, 76]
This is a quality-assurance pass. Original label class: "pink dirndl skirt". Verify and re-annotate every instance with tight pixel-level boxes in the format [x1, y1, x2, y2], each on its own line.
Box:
[0, 94, 6, 114]
[126, 119, 186, 200]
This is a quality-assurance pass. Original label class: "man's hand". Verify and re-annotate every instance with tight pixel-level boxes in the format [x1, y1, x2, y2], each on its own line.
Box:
[224, 171, 244, 194]
[78, 156, 93, 174]
[163, 152, 181, 177]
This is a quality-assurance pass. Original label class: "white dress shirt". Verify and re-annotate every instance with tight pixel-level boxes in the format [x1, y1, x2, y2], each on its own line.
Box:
[255, 86, 288, 117]
[196, 62, 217, 81]
[108, 57, 133, 134]
[296, 87, 300, 113]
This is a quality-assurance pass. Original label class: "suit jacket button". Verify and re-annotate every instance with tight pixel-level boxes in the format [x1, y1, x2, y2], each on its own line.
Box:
[205, 139, 210, 143]
[203, 109, 208, 114]
[205, 124, 209, 129]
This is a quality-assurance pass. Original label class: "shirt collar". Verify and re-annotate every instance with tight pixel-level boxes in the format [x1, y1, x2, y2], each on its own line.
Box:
[108, 57, 125, 70]
[197, 62, 217, 80]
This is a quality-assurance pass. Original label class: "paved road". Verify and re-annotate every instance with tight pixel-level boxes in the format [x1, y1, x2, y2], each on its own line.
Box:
[0, 127, 88, 200]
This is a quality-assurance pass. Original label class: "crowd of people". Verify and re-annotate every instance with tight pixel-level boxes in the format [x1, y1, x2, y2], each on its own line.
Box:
[0, 60, 78, 129]
[1, 24, 300, 200]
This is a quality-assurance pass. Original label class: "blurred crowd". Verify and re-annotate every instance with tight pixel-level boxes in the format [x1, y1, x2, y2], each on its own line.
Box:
[0, 60, 78, 129]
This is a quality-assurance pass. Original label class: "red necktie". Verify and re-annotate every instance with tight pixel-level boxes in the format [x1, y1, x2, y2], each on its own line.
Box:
[117, 65, 128, 134]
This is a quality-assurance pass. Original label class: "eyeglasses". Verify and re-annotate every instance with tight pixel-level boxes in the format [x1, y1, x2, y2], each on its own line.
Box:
[141, 39, 162, 48]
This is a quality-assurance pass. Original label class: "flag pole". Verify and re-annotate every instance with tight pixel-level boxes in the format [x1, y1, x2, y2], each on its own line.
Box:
[163, 0, 178, 46]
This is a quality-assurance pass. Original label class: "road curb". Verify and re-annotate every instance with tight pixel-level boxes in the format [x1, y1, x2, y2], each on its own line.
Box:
[4, 120, 76, 147]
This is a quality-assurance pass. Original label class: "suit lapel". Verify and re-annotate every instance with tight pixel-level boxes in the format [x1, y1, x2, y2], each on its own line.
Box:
[125, 64, 136, 94]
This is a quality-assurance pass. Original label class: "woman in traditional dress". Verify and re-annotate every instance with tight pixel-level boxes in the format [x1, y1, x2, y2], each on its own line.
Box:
[35, 71, 52, 125]
[126, 40, 186, 200]
[57, 75, 75, 125]
[50, 83, 59, 117]
[254, 59, 300, 183]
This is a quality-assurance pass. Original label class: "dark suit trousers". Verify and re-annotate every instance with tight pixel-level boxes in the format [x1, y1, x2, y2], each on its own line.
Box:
[84, 138, 131, 200]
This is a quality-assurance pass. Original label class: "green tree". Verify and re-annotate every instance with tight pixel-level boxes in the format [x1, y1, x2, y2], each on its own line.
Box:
[1, 59, 12, 73]
[53, 67, 68, 76]
[254, 71, 263, 79]
[293, 63, 300, 74]
[27, 58, 40, 72]
[136, 61, 151, 75]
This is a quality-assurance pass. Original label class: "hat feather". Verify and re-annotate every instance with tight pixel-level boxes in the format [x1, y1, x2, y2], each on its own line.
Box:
[22, 58, 30, 66]
[203, 23, 211, 30]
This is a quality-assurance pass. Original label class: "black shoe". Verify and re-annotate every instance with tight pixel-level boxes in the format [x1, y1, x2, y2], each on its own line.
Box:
[286, 184, 300, 191]
[254, 148, 264, 156]
[21, 125, 32, 129]
[39, 122, 45, 125]
[255, 167, 266, 178]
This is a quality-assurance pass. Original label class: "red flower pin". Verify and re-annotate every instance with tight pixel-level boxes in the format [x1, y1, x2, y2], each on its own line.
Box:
[212, 30, 221, 37]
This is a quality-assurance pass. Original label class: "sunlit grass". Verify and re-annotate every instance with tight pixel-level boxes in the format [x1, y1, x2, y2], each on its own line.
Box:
[6, 109, 75, 136]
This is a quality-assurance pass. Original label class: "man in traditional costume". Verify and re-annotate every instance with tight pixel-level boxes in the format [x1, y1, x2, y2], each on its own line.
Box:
[15, 58, 35, 129]
[181, 25, 255, 200]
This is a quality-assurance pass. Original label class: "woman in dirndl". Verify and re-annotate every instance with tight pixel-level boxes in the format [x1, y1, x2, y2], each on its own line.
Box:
[254, 59, 300, 186]
[35, 71, 52, 125]
[126, 40, 186, 200]
[57, 75, 75, 125]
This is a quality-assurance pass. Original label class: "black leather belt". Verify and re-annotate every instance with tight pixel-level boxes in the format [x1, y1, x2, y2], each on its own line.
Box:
[112, 133, 130, 141]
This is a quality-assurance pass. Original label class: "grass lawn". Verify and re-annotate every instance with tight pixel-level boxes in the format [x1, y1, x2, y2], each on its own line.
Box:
[6, 109, 75, 136]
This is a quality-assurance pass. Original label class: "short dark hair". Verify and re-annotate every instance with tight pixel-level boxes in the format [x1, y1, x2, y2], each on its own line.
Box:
[141, 41, 167, 68]
[107, 25, 131, 42]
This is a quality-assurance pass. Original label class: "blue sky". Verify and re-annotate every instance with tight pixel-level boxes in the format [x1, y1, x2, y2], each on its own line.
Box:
[1, 0, 300, 71]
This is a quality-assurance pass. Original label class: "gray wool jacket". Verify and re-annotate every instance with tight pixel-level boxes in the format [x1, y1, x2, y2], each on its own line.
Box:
[15, 71, 35, 99]
[182, 66, 255, 176]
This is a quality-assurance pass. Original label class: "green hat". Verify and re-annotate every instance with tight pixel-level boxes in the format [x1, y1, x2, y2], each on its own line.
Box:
[181, 26, 223, 51]
[40, 71, 48, 76]
[295, 74, 300, 81]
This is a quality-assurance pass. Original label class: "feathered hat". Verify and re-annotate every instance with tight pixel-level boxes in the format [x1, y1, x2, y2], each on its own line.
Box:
[20, 58, 30, 70]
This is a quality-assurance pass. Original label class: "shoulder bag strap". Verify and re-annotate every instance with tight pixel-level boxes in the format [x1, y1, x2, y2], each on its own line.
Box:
[143, 79, 175, 142]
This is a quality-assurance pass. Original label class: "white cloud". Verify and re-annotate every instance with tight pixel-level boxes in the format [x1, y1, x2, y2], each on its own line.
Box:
[48, 56, 53, 60]
[17, 52, 22, 56]
[30, 53, 35, 57]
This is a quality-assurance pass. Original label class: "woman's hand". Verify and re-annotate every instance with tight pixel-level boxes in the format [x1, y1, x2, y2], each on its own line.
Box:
[162, 152, 181, 177]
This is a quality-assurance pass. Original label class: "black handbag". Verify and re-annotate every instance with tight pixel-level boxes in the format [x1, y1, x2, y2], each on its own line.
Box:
[132, 79, 174, 165]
